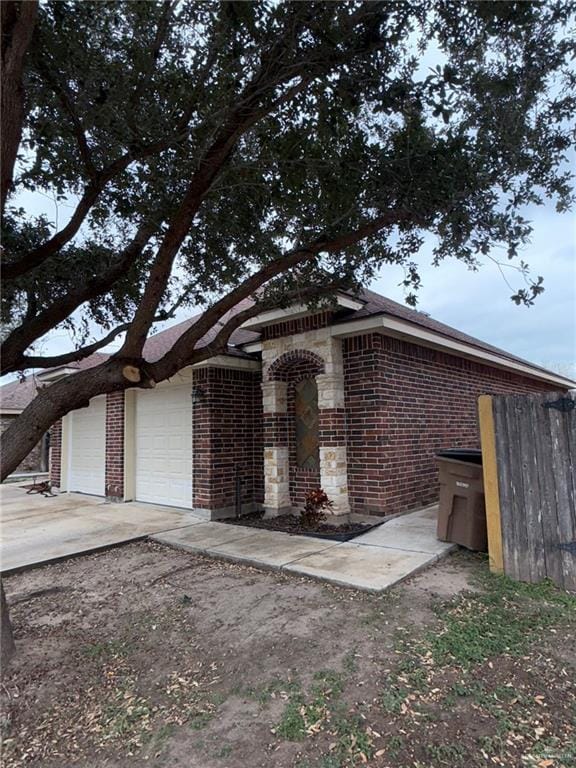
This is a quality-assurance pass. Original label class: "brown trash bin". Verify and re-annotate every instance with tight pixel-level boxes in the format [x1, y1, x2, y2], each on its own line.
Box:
[436, 449, 487, 551]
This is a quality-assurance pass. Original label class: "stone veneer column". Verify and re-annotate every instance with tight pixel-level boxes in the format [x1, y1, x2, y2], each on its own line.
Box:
[262, 380, 291, 515]
[316, 370, 350, 516]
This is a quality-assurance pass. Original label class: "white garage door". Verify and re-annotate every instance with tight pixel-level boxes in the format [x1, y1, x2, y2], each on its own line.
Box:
[135, 383, 193, 508]
[69, 396, 106, 496]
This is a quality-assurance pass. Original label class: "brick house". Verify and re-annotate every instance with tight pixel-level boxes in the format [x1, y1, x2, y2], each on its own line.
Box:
[46, 289, 572, 519]
[0, 375, 49, 475]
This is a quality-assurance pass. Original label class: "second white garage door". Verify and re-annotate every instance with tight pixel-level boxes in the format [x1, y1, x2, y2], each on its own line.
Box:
[69, 396, 106, 496]
[134, 383, 193, 508]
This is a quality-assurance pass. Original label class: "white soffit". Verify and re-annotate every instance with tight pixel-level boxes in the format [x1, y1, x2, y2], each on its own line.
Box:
[242, 342, 263, 354]
[192, 354, 261, 371]
[36, 366, 79, 383]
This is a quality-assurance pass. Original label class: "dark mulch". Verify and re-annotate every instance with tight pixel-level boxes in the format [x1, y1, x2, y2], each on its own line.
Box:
[220, 510, 377, 541]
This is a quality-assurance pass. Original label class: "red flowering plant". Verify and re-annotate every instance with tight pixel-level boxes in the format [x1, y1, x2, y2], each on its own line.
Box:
[300, 488, 334, 529]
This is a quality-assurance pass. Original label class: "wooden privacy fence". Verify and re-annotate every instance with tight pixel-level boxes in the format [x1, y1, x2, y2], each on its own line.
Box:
[479, 391, 576, 591]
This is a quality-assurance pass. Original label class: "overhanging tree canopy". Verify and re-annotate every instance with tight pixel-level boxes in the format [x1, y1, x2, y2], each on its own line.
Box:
[1, 0, 574, 480]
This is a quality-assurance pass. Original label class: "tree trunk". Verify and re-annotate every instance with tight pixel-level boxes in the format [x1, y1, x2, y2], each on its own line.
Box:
[0, 359, 134, 481]
[1, 580, 15, 672]
[1, 1, 38, 214]
[0, 358, 147, 667]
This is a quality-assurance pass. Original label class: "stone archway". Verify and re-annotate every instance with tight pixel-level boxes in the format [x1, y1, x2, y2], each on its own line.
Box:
[267, 349, 326, 382]
[262, 345, 350, 518]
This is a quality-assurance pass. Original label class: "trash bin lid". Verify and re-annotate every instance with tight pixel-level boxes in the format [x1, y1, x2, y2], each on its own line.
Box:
[436, 448, 482, 464]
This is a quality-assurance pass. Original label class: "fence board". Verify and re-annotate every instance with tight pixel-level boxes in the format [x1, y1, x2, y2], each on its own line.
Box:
[548, 397, 576, 589]
[534, 393, 565, 588]
[494, 397, 517, 578]
[518, 395, 546, 582]
[565, 404, 576, 587]
[490, 391, 575, 591]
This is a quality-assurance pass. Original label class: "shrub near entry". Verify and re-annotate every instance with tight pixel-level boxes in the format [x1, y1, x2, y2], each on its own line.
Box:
[300, 489, 334, 529]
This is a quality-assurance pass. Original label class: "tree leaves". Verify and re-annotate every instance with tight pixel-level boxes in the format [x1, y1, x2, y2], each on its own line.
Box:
[2, 0, 575, 363]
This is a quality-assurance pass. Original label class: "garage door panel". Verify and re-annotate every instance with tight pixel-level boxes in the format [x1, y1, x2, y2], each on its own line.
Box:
[135, 384, 193, 508]
[69, 396, 106, 496]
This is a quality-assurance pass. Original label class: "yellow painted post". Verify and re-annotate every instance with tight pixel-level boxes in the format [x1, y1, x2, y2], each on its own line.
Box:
[478, 395, 503, 574]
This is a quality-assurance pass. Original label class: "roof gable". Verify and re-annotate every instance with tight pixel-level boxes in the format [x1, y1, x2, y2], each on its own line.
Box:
[0, 376, 39, 411]
[3, 287, 571, 411]
[336, 289, 565, 378]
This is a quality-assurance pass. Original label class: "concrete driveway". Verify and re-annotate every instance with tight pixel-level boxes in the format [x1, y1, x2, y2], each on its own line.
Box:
[0, 484, 201, 573]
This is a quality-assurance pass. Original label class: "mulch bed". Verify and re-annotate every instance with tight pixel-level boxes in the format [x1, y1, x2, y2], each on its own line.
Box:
[221, 510, 377, 541]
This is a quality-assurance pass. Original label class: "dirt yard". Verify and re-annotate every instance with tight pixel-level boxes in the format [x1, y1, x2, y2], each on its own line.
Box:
[1, 543, 575, 768]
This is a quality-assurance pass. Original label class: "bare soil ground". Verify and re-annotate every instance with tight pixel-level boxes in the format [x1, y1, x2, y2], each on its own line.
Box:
[1, 542, 574, 768]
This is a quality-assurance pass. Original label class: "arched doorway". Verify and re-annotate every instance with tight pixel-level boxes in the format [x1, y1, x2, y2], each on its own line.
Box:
[269, 352, 324, 510]
[262, 348, 350, 517]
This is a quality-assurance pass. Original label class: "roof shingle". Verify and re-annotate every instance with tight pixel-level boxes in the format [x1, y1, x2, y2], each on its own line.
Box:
[339, 288, 558, 376]
[142, 299, 259, 362]
[0, 376, 40, 411]
[1, 287, 568, 412]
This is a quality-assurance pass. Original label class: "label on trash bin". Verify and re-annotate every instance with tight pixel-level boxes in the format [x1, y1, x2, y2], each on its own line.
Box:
[456, 481, 470, 488]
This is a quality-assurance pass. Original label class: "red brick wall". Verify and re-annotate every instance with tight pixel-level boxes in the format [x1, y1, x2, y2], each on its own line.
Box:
[192, 367, 263, 513]
[344, 333, 560, 517]
[105, 392, 125, 499]
[319, 409, 347, 446]
[262, 312, 333, 341]
[268, 349, 325, 380]
[49, 420, 62, 487]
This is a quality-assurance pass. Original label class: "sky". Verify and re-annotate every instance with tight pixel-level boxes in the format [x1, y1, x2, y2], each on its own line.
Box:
[371, 201, 576, 376]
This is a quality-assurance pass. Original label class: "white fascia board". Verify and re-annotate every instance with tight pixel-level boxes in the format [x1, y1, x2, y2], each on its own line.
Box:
[192, 354, 261, 371]
[336, 295, 365, 311]
[331, 315, 575, 389]
[241, 293, 364, 330]
[241, 341, 263, 354]
[0, 408, 23, 415]
[36, 366, 79, 382]
[241, 303, 313, 329]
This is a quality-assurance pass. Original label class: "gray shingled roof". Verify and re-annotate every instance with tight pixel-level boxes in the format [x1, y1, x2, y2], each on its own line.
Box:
[142, 299, 259, 362]
[0, 376, 39, 411]
[1, 287, 567, 412]
[336, 288, 559, 376]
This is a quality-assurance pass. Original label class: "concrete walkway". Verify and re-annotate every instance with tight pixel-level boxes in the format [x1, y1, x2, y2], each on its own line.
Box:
[152, 505, 455, 592]
[1, 484, 454, 591]
[0, 484, 201, 573]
